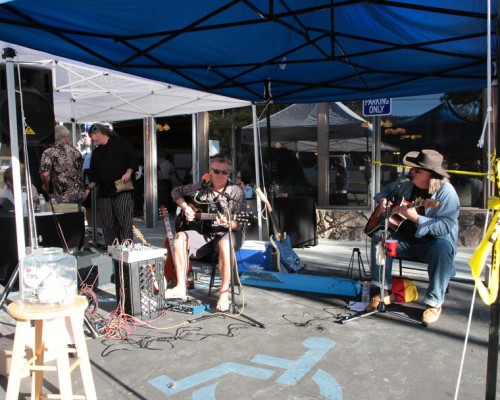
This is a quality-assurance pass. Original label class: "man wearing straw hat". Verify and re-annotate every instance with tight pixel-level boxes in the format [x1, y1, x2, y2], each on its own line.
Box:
[367, 149, 460, 324]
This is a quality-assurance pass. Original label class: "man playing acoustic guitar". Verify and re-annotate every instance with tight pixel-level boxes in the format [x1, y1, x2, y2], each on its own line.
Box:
[165, 153, 246, 312]
[366, 149, 460, 324]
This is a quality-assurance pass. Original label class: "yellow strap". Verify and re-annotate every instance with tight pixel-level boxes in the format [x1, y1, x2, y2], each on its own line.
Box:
[371, 160, 487, 178]
[469, 157, 500, 305]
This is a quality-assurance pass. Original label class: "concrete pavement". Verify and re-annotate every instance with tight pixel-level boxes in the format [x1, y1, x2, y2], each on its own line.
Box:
[0, 220, 498, 399]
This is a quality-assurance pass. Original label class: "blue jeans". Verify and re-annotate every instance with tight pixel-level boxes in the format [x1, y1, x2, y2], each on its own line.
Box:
[370, 231, 456, 308]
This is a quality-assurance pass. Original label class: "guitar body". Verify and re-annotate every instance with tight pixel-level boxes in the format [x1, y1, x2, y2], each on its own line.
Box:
[270, 232, 306, 273]
[175, 197, 211, 233]
[364, 199, 407, 237]
[175, 196, 254, 234]
[160, 205, 195, 289]
[255, 187, 306, 273]
[364, 198, 440, 237]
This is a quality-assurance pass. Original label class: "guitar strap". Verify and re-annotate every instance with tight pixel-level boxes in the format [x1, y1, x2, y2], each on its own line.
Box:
[212, 182, 229, 203]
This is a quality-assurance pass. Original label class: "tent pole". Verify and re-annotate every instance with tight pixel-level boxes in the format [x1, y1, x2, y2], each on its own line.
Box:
[3, 47, 26, 261]
[266, 104, 272, 186]
[192, 114, 199, 182]
[197, 112, 210, 174]
[144, 116, 157, 228]
[252, 104, 263, 240]
[485, 0, 499, 396]
[373, 116, 381, 196]
[317, 103, 329, 206]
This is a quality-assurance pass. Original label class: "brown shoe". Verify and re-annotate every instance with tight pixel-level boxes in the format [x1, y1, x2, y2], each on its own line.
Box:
[365, 293, 395, 312]
[422, 306, 442, 324]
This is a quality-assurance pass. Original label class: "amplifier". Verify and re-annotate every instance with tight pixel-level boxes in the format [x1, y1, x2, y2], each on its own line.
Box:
[113, 257, 165, 319]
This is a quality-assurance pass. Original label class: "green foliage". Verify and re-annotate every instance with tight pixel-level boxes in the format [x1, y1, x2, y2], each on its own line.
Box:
[441, 90, 482, 121]
[208, 104, 290, 151]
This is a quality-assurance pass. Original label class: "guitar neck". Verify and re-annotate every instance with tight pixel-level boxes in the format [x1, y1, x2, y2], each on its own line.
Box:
[255, 187, 282, 238]
[391, 200, 424, 215]
[197, 213, 220, 221]
[160, 207, 175, 254]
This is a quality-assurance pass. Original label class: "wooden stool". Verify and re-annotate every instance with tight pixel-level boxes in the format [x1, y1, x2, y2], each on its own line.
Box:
[6, 296, 97, 400]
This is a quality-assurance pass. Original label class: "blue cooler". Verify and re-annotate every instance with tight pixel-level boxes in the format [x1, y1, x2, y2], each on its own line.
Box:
[236, 241, 273, 274]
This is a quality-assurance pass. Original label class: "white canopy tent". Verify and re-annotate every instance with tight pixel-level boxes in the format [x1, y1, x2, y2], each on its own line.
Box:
[0, 41, 250, 124]
[280, 138, 398, 153]
[0, 43, 251, 259]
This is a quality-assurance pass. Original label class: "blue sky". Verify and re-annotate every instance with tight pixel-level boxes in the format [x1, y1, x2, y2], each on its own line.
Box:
[390, 94, 443, 117]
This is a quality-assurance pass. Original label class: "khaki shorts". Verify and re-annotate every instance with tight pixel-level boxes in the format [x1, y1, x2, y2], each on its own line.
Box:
[182, 229, 244, 260]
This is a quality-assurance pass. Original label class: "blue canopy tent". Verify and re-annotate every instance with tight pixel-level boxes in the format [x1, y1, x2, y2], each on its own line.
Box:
[0, 0, 494, 211]
[0, 1, 497, 397]
[0, 1, 493, 103]
[387, 100, 483, 156]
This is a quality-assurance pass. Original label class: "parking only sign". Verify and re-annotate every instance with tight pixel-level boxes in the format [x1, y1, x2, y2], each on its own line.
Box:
[363, 98, 392, 117]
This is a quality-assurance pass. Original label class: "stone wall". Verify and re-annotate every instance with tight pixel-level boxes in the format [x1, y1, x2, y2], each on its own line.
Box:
[316, 208, 488, 247]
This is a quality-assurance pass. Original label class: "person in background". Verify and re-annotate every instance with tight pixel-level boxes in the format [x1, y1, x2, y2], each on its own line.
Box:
[79, 131, 96, 227]
[1, 164, 39, 205]
[39, 125, 86, 204]
[86, 123, 138, 246]
[363, 153, 372, 204]
[79, 132, 93, 186]
[334, 157, 349, 194]
[469, 159, 483, 208]
[367, 149, 460, 324]
[165, 153, 246, 312]
[235, 170, 245, 189]
[159, 154, 182, 213]
[134, 157, 145, 218]
[363, 153, 372, 183]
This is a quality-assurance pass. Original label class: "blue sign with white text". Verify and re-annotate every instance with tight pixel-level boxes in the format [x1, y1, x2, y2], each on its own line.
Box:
[363, 98, 391, 116]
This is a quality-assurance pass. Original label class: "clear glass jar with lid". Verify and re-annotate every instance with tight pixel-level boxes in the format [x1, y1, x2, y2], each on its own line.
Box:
[20, 247, 77, 305]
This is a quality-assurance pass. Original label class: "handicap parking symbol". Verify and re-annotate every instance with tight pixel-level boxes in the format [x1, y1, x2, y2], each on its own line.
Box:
[149, 336, 342, 399]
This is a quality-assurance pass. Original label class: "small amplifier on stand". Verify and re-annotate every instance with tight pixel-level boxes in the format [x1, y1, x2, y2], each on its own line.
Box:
[110, 244, 167, 319]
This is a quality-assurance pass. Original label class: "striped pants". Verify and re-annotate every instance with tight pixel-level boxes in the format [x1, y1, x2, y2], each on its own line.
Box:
[100, 192, 134, 246]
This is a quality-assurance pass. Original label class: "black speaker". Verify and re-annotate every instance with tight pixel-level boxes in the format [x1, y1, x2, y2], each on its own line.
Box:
[0, 64, 54, 145]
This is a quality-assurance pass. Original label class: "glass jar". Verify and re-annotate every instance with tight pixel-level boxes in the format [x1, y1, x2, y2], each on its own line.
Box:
[20, 247, 77, 305]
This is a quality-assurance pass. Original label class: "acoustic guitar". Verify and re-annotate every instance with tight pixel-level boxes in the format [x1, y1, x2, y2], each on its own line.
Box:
[255, 187, 305, 273]
[159, 205, 177, 283]
[175, 196, 255, 234]
[364, 197, 440, 237]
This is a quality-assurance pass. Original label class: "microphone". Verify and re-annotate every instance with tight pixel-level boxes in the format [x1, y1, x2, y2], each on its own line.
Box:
[397, 177, 410, 186]
[200, 173, 211, 189]
[388, 177, 410, 203]
[195, 173, 212, 199]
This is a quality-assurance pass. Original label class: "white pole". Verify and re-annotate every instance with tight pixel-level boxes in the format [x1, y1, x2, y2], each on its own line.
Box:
[374, 116, 382, 196]
[252, 104, 263, 240]
[3, 47, 26, 260]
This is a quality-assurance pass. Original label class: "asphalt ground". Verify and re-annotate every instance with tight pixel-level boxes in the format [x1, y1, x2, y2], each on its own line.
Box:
[0, 220, 498, 400]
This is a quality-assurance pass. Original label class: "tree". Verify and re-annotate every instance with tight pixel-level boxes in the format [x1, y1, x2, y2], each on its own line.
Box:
[441, 90, 482, 121]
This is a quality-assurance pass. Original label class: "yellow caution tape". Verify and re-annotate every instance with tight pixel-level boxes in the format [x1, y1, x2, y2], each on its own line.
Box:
[469, 207, 499, 304]
[371, 161, 487, 178]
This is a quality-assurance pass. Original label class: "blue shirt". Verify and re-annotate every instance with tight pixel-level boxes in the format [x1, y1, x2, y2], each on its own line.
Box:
[374, 175, 460, 252]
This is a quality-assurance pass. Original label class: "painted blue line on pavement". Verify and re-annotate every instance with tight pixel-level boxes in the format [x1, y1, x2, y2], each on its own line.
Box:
[251, 337, 335, 385]
[149, 362, 275, 396]
[312, 369, 343, 400]
[192, 382, 218, 400]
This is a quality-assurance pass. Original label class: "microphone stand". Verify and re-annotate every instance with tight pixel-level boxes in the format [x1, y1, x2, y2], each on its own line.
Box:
[341, 197, 426, 326]
[221, 192, 265, 328]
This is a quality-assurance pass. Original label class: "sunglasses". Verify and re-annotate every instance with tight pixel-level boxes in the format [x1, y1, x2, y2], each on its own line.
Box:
[211, 168, 231, 175]
[412, 167, 428, 174]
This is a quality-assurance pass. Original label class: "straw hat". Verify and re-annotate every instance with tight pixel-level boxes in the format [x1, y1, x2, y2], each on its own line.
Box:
[403, 149, 449, 178]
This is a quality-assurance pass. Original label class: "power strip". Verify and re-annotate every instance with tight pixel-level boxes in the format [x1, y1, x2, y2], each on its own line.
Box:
[108, 243, 167, 262]
[165, 299, 210, 315]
